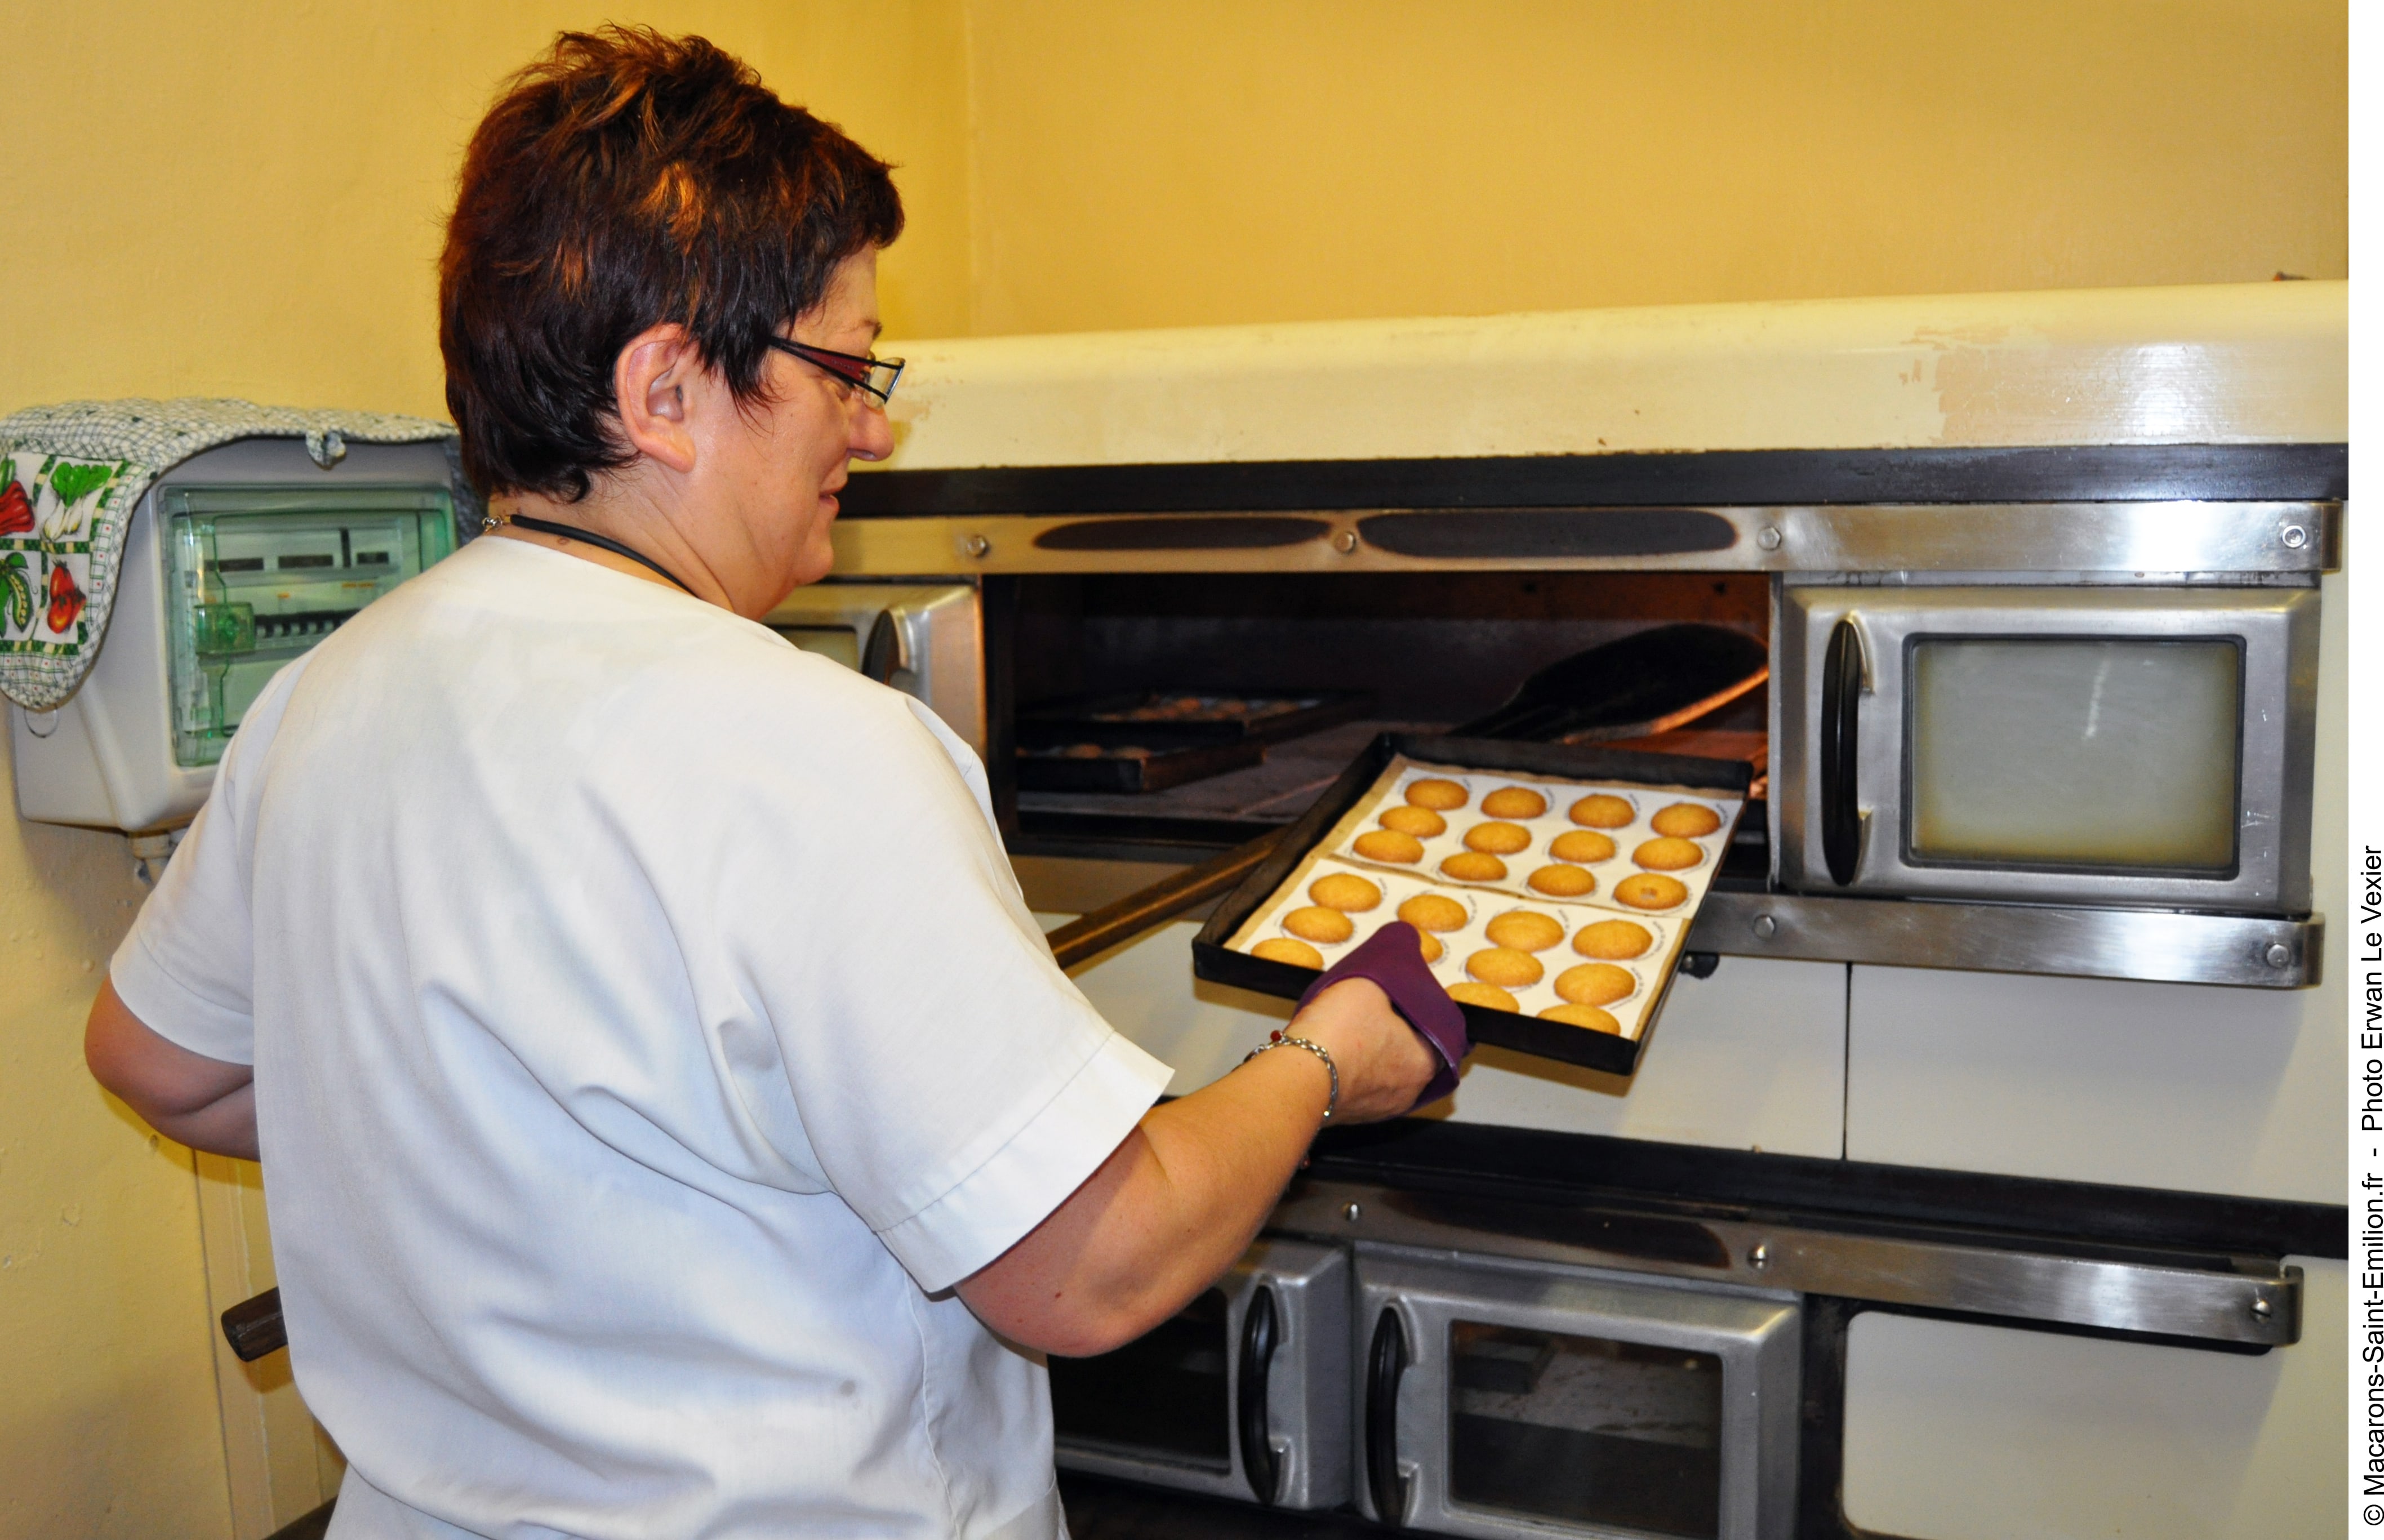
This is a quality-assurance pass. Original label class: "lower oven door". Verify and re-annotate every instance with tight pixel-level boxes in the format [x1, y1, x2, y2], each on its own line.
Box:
[1051, 1236, 1350, 1507]
[1354, 1246, 1799, 1540]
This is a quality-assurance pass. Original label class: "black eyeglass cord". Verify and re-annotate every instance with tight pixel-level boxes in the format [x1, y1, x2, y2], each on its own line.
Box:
[494, 513, 699, 598]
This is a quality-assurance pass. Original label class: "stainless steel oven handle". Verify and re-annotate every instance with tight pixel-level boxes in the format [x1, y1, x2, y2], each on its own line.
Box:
[860, 607, 914, 689]
[1820, 614, 1869, 885]
[1236, 1285, 1280, 1505]
[1364, 1306, 1410, 1527]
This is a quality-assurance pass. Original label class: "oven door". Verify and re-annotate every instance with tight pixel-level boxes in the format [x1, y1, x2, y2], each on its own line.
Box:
[1051, 1237, 1350, 1508]
[760, 581, 986, 757]
[1354, 1247, 1798, 1540]
[1775, 585, 2316, 912]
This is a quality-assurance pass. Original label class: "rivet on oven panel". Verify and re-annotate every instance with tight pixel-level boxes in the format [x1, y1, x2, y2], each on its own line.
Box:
[2251, 1296, 2273, 1320]
[2280, 525, 2310, 550]
[1344, 1202, 1363, 1224]
[1333, 529, 1359, 554]
[2264, 942, 2293, 969]
[1748, 1243, 1770, 1270]
[1751, 914, 1778, 940]
[1756, 525, 1783, 551]
[963, 535, 991, 559]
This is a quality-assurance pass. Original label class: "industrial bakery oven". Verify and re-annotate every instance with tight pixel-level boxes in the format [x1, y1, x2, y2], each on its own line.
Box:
[831, 283, 2349, 1537]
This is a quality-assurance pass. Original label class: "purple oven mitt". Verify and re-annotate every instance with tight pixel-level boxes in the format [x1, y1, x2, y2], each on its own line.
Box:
[1295, 920, 1469, 1110]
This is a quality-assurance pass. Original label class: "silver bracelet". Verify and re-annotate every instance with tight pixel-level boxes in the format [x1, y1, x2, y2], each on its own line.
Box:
[1243, 1030, 1340, 1120]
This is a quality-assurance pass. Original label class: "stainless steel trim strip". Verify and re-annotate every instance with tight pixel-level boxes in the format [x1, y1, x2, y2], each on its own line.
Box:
[830, 502, 2341, 577]
[1684, 891, 2323, 989]
[1274, 1180, 2302, 1347]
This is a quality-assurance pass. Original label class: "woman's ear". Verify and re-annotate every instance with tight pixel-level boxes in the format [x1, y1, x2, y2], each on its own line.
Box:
[612, 324, 702, 474]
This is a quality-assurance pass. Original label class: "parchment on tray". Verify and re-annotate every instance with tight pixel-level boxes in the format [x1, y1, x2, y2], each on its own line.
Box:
[1224, 755, 1742, 1042]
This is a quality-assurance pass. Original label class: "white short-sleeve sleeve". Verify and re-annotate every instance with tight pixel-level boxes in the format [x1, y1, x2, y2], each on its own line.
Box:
[108, 658, 310, 1066]
[690, 667, 1172, 1294]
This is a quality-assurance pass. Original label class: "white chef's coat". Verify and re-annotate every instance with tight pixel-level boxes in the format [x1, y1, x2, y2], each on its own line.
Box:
[112, 536, 1170, 1539]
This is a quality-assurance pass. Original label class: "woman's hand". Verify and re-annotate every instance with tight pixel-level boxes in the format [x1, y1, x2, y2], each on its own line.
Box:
[1275, 976, 1440, 1124]
[956, 971, 1443, 1357]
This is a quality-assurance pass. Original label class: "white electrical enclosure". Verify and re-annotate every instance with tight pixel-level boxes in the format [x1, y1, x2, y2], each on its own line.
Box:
[8, 438, 460, 833]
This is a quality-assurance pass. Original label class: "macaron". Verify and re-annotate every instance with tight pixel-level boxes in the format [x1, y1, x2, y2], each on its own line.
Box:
[1484, 911, 1565, 953]
[1481, 786, 1549, 819]
[1466, 947, 1545, 989]
[1439, 851, 1509, 883]
[1397, 893, 1471, 932]
[1252, 937, 1324, 968]
[1550, 829, 1616, 864]
[1614, 873, 1689, 911]
[1464, 821, 1532, 855]
[1555, 963, 1635, 1007]
[1572, 919, 1655, 959]
[1354, 829, 1426, 865]
[1540, 1003, 1622, 1034]
[1283, 906, 1355, 944]
[1406, 778, 1470, 811]
[1448, 981, 1519, 1012]
[1528, 864, 1596, 897]
[1633, 837, 1705, 871]
[1569, 794, 1635, 829]
[1651, 802, 1723, 839]
[1309, 873, 1385, 911]
[1378, 804, 1448, 838]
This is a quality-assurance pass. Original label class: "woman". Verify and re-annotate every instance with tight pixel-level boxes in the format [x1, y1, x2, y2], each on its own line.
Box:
[84, 27, 1438, 1540]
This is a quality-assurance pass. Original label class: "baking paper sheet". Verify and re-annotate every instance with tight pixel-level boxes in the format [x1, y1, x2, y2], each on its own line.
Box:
[1224, 755, 1742, 1042]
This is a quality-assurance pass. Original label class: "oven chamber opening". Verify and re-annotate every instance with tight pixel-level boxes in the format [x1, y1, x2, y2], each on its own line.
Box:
[993, 570, 1772, 857]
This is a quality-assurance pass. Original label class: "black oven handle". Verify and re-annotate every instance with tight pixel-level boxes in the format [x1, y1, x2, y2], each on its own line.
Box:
[1820, 615, 1868, 886]
[1237, 1285, 1280, 1505]
[1365, 1306, 1410, 1528]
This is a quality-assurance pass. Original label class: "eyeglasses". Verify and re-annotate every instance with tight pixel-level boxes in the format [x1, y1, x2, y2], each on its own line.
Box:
[767, 337, 905, 405]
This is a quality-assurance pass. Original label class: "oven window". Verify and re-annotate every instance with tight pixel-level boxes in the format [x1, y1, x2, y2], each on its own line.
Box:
[1048, 1288, 1232, 1470]
[1906, 637, 2240, 872]
[1447, 1321, 1722, 1539]
[771, 624, 862, 671]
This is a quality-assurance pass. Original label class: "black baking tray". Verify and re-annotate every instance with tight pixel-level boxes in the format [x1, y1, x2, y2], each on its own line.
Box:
[1016, 735, 1266, 793]
[1019, 687, 1376, 746]
[1191, 732, 1754, 1078]
[1015, 719, 1251, 752]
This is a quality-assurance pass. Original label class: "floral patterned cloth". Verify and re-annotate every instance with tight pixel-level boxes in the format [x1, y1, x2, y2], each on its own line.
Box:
[0, 399, 477, 711]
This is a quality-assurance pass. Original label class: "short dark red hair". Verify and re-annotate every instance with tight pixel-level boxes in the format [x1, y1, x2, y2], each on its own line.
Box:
[440, 26, 904, 500]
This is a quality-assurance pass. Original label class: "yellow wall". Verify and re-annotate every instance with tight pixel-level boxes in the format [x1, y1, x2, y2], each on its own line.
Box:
[0, 805, 229, 1537]
[0, 5, 965, 1534]
[960, 0, 2347, 333]
[0, 0, 969, 424]
[0, 2, 2349, 1534]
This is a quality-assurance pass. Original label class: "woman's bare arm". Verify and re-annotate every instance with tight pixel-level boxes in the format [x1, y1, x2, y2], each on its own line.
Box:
[84, 978, 259, 1160]
[955, 977, 1434, 1357]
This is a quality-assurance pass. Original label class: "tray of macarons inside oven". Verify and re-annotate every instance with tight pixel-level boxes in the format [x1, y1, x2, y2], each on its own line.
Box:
[1193, 732, 1751, 1077]
[1014, 688, 1376, 794]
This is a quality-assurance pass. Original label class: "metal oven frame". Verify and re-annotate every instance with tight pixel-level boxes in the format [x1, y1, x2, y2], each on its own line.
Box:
[833, 439, 2348, 1537]
[834, 443, 2345, 994]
